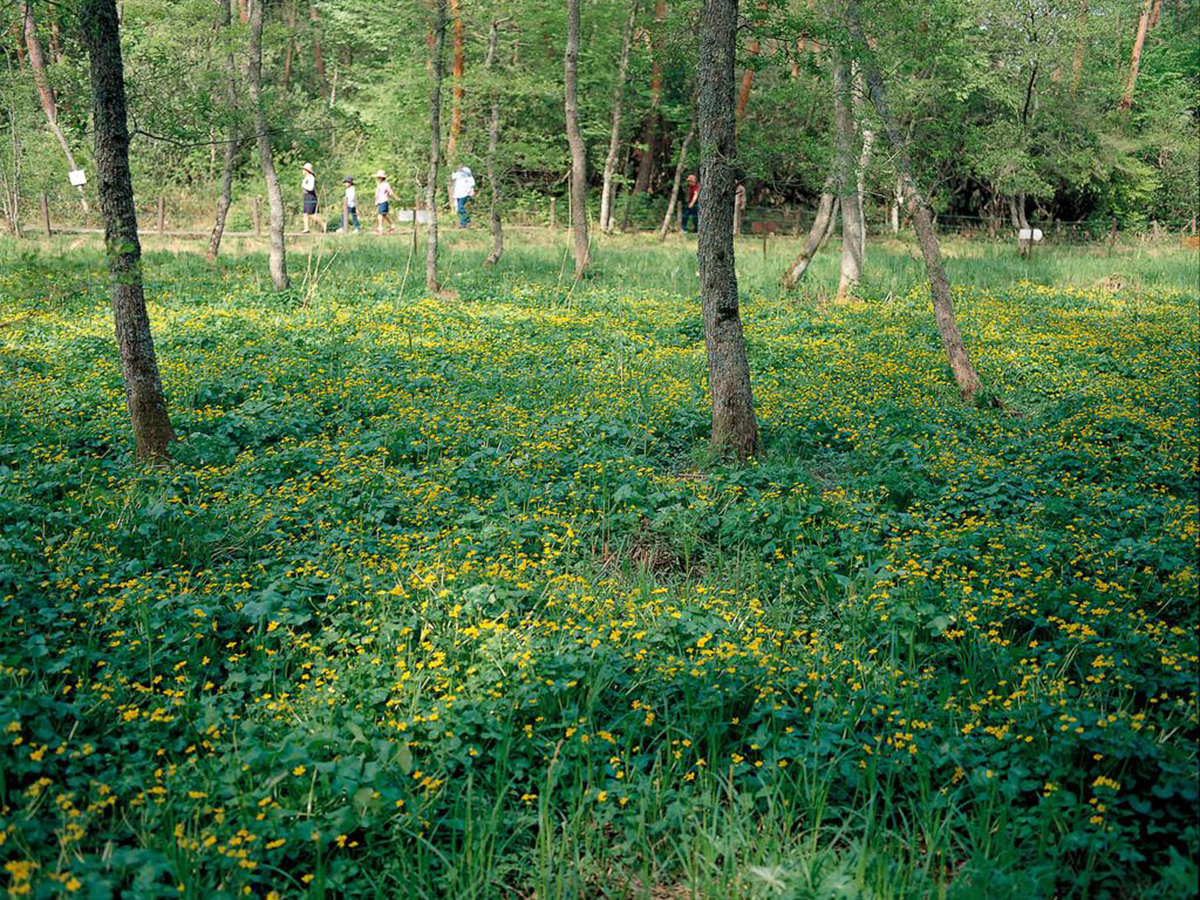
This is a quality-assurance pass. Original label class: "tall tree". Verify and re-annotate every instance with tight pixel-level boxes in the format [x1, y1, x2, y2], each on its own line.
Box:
[633, 0, 667, 195]
[79, 0, 175, 459]
[698, 0, 759, 458]
[847, 0, 982, 401]
[565, 0, 590, 278]
[1120, 0, 1152, 112]
[207, 0, 242, 260]
[426, 0, 447, 293]
[484, 17, 504, 267]
[832, 50, 863, 300]
[19, 0, 88, 212]
[309, 3, 327, 97]
[600, 0, 638, 233]
[446, 0, 464, 158]
[247, 0, 288, 290]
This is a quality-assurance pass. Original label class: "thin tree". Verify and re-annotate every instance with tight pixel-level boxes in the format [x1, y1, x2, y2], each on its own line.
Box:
[426, 0, 447, 293]
[698, 0, 759, 458]
[247, 0, 288, 290]
[565, 0, 590, 278]
[832, 49, 863, 300]
[659, 119, 695, 239]
[208, 0, 242, 260]
[19, 0, 88, 212]
[1120, 0, 1152, 112]
[846, 0, 983, 401]
[309, 3, 328, 97]
[632, 0, 667, 196]
[79, 0, 175, 459]
[483, 17, 504, 267]
[600, 0, 638, 233]
[782, 174, 837, 289]
[446, 0, 464, 158]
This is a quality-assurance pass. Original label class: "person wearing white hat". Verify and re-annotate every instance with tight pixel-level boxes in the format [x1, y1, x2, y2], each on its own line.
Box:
[451, 165, 475, 228]
[300, 162, 322, 233]
[374, 170, 396, 234]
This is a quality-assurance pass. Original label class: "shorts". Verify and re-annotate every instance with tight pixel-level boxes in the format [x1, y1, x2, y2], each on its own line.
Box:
[377, 202, 390, 215]
[303, 192, 318, 214]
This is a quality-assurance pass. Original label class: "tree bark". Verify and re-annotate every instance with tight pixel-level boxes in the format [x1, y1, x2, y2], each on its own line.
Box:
[565, 0, 590, 278]
[698, 0, 759, 458]
[735, 38, 759, 123]
[659, 120, 695, 239]
[633, 0, 666, 195]
[208, 0, 241, 260]
[833, 51, 862, 301]
[20, 0, 88, 212]
[782, 174, 836, 289]
[426, 0, 447, 292]
[80, 0, 174, 460]
[600, 0, 638, 233]
[484, 19, 503, 267]
[248, 0, 289, 290]
[854, 68, 874, 264]
[848, 0, 983, 401]
[446, 0, 464, 158]
[1120, 0, 1152, 112]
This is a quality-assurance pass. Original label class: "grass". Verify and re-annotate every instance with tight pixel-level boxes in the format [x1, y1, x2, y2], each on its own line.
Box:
[0, 232, 1197, 899]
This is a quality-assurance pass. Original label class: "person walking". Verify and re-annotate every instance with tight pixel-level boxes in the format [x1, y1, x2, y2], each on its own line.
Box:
[301, 162, 322, 233]
[682, 173, 699, 233]
[451, 165, 475, 228]
[337, 175, 361, 233]
[374, 170, 396, 234]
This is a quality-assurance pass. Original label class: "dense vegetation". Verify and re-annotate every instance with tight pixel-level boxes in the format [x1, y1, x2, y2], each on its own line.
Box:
[1, 236, 1196, 897]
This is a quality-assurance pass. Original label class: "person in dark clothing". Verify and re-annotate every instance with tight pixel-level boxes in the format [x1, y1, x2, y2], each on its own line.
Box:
[682, 174, 699, 233]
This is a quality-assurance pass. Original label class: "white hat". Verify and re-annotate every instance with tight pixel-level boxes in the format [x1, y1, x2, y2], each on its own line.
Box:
[374, 170, 387, 179]
[302, 162, 314, 172]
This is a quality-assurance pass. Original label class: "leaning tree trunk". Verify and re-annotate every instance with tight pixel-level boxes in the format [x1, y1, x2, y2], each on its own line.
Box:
[832, 51, 863, 301]
[248, 0, 288, 290]
[80, 0, 175, 459]
[782, 174, 836, 289]
[20, 0, 88, 212]
[208, 0, 241, 260]
[600, 0, 638, 233]
[426, 0, 447, 292]
[1119, 0, 1152, 112]
[848, 0, 982, 401]
[483, 19, 503, 267]
[698, 0, 759, 458]
[659, 120, 695, 239]
[565, 0, 590, 278]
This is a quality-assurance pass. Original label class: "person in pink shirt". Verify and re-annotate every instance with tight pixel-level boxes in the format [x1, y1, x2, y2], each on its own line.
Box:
[374, 170, 396, 234]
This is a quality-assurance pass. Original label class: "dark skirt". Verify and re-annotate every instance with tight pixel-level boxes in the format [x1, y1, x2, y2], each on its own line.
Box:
[303, 191, 318, 214]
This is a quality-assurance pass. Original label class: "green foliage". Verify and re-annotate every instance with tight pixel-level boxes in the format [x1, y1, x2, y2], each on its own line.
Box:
[0, 236, 1196, 897]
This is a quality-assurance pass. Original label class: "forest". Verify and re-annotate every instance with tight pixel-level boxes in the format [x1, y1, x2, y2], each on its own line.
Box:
[0, 0, 1198, 897]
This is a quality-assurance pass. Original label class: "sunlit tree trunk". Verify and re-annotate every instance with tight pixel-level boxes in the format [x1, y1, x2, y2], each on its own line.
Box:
[248, 0, 289, 290]
[848, 0, 983, 401]
[600, 0, 638, 233]
[80, 0, 175, 460]
[208, 0, 241, 260]
[1120, 0, 1152, 112]
[659, 119, 695, 239]
[736, 37, 759, 123]
[446, 0, 464, 158]
[782, 174, 836, 289]
[833, 51, 862, 301]
[565, 0, 590, 278]
[484, 19, 503, 267]
[427, 0, 447, 292]
[20, 0, 88, 212]
[698, 0, 759, 458]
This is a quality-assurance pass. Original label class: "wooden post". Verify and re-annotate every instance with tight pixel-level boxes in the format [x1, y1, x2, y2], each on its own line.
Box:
[157, 196, 165, 234]
[549, 196, 557, 230]
[676, 199, 682, 232]
[252, 197, 261, 236]
[40, 193, 51, 236]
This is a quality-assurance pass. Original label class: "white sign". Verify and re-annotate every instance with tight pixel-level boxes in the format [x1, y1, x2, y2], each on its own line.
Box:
[1018, 227, 1043, 241]
[67, 169, 87, 187]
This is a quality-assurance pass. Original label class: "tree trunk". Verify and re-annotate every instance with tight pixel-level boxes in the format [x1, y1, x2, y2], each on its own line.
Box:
[854, 69, 874, 264]
[20, 1, 88, 212]
[1070, 0, 1088, 94]
[446, 0, 464, 158]
[208, 0, 241, 260]
[782, 174, 836, 289]
[80, 0, 174, 460]
[735, 38, 759, 123]
[248, 0, 289, 290]
[565, 0, 590, 278]
[698, 0, 759, 458]
[282, 1, 295, 89]
[1149, 0, 1161, 29]
[633, 0, 666, 195]
[659, 120, 695, 239]
[310, 3, 327, 97]
[426, 0, 447, 293]
[600, 0, 638, 233]
[484, 19, 503, 267]
[833, 51, 862, 301]
[1120, 0, 1152, 112]
[848, 0, 982, 401]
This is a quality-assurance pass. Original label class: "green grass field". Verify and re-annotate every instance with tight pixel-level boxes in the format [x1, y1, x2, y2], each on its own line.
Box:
[1, 232, 1197, 898]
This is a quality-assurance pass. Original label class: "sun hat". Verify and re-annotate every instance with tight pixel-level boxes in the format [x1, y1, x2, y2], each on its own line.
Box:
[374, 170, 387, 179]
[302, 162, 314, 172]
[343, 175, 354, 183]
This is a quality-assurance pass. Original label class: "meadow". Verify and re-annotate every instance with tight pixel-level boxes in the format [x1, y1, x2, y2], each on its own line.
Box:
[0, 232, 1197, 899]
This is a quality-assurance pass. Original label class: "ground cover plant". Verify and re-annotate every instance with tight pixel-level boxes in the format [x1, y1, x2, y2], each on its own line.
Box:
[0, 235, 1197, 898]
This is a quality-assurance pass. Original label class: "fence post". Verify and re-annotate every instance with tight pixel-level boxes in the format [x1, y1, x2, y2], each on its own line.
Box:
[40, 194, 51, 237]
[676, 199, 682, 233]
[549, 196, 557, 230]
[252, 197, 261, 236]
[157, 197, 166, 235]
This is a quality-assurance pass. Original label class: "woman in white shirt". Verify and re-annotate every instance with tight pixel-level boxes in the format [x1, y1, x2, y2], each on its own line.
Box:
[301, 162, 320, 233]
